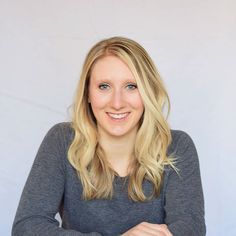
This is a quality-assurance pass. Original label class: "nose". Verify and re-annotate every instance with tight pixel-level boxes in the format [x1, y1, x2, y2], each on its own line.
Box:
[110, 89, 125, 110]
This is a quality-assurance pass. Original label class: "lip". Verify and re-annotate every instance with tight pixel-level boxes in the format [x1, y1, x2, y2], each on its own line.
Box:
[106, 112, 130, 121]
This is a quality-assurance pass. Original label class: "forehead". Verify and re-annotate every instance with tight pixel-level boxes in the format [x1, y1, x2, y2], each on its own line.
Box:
[90, 55, 135, 82]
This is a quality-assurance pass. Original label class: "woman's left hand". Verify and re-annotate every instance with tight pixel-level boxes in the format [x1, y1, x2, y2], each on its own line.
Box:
[121, 222, 173, 236]
[153, 224, 173, 236]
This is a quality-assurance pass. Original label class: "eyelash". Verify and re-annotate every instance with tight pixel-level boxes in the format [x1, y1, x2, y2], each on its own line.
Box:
[126, 84, 137, 90]
[98, 83, 109, 90]
[98, 83, 137, 90]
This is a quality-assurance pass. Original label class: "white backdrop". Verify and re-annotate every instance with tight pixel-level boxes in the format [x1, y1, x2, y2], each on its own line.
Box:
[1, 1, 235, 235]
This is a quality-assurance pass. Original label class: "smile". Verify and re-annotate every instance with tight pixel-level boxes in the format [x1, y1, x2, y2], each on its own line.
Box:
[107, 112, 130, 120]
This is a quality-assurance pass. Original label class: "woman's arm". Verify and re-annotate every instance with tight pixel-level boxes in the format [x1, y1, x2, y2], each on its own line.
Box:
[12, 124, 102, 236]
[164, 131, 206, 236]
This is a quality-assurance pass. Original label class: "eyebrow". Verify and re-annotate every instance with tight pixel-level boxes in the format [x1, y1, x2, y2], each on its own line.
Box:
[94, 78, 136, 83]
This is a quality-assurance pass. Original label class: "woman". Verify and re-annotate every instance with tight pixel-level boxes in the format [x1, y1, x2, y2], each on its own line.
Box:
[12, 36, 206, 236]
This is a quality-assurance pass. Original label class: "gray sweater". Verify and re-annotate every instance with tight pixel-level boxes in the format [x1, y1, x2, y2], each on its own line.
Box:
[12, 122, 206, 236]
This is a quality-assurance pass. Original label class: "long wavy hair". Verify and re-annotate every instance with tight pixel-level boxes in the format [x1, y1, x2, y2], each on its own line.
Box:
[68, 36, 176, 201]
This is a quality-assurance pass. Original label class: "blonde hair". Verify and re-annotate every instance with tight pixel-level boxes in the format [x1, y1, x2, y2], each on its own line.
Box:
[68, 36, 176, 201]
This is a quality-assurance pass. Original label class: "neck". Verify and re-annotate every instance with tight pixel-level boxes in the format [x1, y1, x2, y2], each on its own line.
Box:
[98, 129, 137, 176]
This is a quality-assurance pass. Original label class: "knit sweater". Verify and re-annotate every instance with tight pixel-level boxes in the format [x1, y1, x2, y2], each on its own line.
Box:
[12, 122, 206, 236]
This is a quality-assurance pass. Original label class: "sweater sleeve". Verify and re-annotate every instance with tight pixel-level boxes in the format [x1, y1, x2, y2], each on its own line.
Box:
[164, 131, 206, 236]
[12, 124, 102, 236]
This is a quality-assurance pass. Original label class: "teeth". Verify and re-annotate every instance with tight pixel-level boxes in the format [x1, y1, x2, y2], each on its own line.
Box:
[108, 113, 129, 119]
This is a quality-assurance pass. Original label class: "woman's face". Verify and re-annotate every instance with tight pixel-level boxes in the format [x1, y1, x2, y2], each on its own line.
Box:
[88, 55, 144, 138]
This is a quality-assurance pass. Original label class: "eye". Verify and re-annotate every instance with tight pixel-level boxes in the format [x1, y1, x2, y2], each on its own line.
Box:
[98, 83, 110, 90]
[126, 83, 137, 90]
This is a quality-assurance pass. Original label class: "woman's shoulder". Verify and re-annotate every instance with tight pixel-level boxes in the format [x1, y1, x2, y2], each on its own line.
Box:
[170, 129, 194, 144]
[48, 121, 73, 131]
[44, 122, 75, 147]
[168, 129, 199, 167]
[47, 122, 74, 136]
[169, 129, 196, 151]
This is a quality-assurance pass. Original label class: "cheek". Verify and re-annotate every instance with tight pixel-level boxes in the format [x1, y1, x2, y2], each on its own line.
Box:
[89, 94, 108, 110]
[129, 94, 144, 111]
[88, 87, 105, 109]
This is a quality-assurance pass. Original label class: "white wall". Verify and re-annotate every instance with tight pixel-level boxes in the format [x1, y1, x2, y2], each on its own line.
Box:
[1, 1, 235, 235]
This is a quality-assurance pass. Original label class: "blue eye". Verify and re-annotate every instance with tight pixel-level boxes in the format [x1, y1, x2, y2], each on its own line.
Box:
[98, 84, 109, 90]
[126, 84, 137, 90]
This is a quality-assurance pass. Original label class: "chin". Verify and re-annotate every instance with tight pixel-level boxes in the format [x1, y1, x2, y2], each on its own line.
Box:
[107, 127, 134, 138]
[108, 131, 127, 137]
